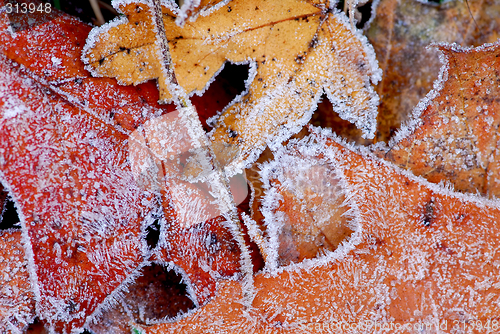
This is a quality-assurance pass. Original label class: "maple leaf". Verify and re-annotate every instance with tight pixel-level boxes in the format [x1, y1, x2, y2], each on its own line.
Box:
[82, 0, 381, 173]
[366, 0, 500, 141]
[0, 5, 245, 333]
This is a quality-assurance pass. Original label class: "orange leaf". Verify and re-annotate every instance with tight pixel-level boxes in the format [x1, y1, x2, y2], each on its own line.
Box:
[144, 129, 500, 332]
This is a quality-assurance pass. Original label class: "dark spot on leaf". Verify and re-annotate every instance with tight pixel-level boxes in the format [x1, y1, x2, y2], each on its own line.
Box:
[436, 241, 454, 255]
[227, 6, 232, 12]
[135, 5, 141, 13]
[309, 36, 319, 49]
[422, 198, 435, 227]
[66, 299, 78, 314]
[255, 6, 259, 10]
[295, 54, 305, 64]
[98, 58, 105, 65]
[228, 129, 238, 138]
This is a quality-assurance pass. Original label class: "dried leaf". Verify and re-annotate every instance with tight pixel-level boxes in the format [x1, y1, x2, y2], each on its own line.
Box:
[0, 230, 36, 333]
[83, 0, 381, 172]
[384, 41, 500, 198]
[143, 129, 500, 333]
[366, 0, 500, 142]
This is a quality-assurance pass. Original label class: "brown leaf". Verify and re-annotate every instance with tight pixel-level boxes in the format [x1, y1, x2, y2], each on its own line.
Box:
[384, 41, 500, 198]
[83, 0, 381, 172]
[142, 129, 500, 333]
[366, 0, 500, 142]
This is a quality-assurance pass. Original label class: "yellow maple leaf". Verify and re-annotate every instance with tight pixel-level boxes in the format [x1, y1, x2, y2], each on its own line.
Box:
[82, 0, 380, 173]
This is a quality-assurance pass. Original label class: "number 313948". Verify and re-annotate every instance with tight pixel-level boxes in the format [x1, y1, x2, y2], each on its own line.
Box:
[5, 2, 52, 14]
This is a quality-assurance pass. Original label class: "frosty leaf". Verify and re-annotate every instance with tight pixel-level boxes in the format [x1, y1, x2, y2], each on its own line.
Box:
[83, 0, 381, 173]
[0, 6, 251, 332]
[366, 0, 500, 141]
[385, 41, 500, 198]
[142, 129, 500, 333]
[0, 230, 36, 333]
[258, 147, 354, 268]
[0, 11, 167, 333]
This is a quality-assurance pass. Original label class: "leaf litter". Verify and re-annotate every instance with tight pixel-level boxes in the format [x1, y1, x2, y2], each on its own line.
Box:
[2, 0, 500, 332]
[366, 0, 500, 142]
[384, 41, 500, 198]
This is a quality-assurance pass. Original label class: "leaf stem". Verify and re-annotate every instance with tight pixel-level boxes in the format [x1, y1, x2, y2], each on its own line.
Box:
[149, 0, 255, 304]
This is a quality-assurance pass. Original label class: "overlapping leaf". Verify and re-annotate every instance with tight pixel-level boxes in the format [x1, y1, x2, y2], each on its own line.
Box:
[144, 129, 500, 333]
[83, 0, 381, 173]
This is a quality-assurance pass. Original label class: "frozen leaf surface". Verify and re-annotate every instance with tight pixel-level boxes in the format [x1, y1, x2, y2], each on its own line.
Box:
[385, 41, 500, 198]
[366, 0, 500, 141]
[83, 0, 381, 173]
[258, 145, 354, 268]
[153, 214, 243, 307]
[143, 129, 500, 333]
[0, 5, 250, 332]
[0, 9, 167, 333]
[0, 230, 36, 333]
[0, 52, 148, 334]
